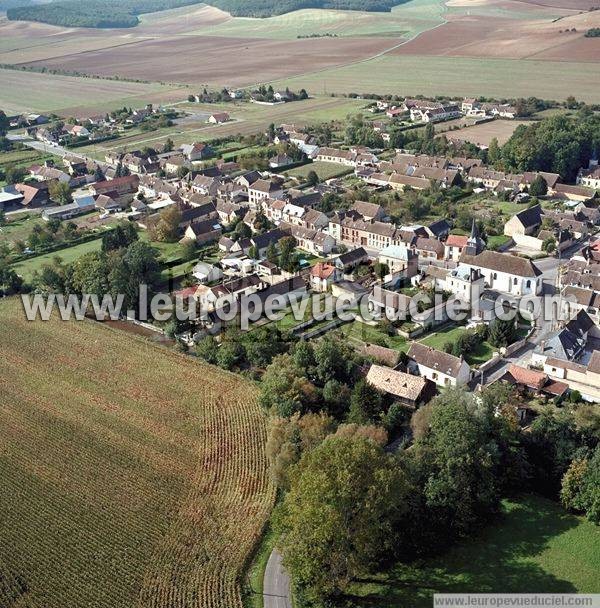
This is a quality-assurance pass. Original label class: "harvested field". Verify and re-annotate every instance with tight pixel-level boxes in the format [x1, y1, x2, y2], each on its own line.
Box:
[519, 0, 599, 9]
[392, 8, 600, 61]
[20, 35, 394, 87]
[0, 68, 180, 115]
[444, 119, 529, 146]
[0, 297, 274, 608]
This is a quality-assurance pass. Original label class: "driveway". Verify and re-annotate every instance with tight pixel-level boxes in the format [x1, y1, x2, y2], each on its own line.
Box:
[264, 549, 291, 608]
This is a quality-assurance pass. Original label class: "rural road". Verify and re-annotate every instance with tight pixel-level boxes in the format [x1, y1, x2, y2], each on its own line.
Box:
[263, 549, 291, 608]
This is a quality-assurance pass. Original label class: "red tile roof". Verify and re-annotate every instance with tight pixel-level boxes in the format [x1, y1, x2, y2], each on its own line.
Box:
[446, 234, 469, 248]
[311, 262, 337, 280]
[507, 364, 547, 390]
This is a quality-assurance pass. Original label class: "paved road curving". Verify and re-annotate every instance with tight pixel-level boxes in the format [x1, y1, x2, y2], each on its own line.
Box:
[263, 549, 291, 608]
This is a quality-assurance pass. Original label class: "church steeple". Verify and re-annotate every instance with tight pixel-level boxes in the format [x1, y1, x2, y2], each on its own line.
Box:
[465, 219, 484, 256]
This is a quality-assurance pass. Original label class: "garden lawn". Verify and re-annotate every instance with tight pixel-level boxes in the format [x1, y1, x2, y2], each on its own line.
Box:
[419, 324, 495, 366]
[12, 237, 104, 281]
[342, 494, 600, 607]
[338, 320, 409, 352]
[0, 214, 46, 248]
[286, 161, 353, 181]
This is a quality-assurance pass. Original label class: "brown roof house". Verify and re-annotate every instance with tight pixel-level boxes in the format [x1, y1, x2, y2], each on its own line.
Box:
[15, 182, 50, 208]
[366, 364, 436, 408]
[208, 112, 230, 124]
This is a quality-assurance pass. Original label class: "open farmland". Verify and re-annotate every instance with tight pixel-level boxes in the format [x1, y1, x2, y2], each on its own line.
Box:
[270, 54, 600, 102]
[19, 34, 394, 87]
[0, 298, 274, 608]
[444, 119, 529, 147]
[0, 68, 183, 115]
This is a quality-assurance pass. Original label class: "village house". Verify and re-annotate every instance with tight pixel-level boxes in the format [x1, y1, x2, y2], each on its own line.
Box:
[194, 274, 264, 313]
[180, 142, 213, 162]
[289, 226, 335, 256]
[413, 237, 445, 261]
[90, 175, 140, 206]
[378, 245, 418, 279]
[328, 211, 400, 251]
[369, 285, 412, 321]
[499, 364, 569, 408]
[504, 204, 543, 238]
[404, 99, 461, 123]
[231, 228, 289, 259]
[208, 112, 230, 124]
[577, 161, 600, 190]
[269, 154, 294, 169]
[310, 262, 342, 292]
[192, 262, 223, 284]
[541, 351, 600, 403]
[333, 247, 370, 273]
[94, 193, 123, 213]
[14, 182, 51, 208]
[552, 183, 597, 203]
[28, 161, 71, 185]
[248, 179, 284, 208]
[407, 343, 471, 387]
[366, 364, 436, 408]
[444, 234, 469, 262]
[351, 201, 386, 222]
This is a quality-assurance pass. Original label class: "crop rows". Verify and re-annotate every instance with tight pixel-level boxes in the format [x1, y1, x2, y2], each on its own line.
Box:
[0, 298, 274, 608]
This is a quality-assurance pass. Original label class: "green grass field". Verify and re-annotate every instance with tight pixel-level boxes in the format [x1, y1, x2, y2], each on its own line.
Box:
[0, 213, 46, 247]
[12, 236, 105, 280]
[0, 297, 274, 608]
[344, 494, 600, 606]
[270, 55, 600, 103]
[188, 0, 445, 40]
[286, 160, 353, 181]
[419, 324, 495, 366]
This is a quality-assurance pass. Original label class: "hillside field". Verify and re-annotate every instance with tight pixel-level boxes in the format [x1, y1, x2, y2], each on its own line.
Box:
[0, 298, 274, 608]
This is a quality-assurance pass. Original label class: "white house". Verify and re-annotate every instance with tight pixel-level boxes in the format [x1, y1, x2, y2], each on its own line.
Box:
[407, 343, 471, 387]
[192, 262, 223, 284]
[378, 245, 419, 279]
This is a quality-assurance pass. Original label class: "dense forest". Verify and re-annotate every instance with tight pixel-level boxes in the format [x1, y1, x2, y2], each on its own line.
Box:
[6, 0, 205, 28]
[208, 0, 402, 17]
[6, 0, 405, 25]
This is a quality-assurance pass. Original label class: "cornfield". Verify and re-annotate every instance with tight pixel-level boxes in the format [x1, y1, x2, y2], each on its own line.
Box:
[0, 298, 275, 608]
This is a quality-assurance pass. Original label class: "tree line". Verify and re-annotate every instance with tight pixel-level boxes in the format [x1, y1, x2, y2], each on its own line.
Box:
[206, 0, 404, 18]
[7, 0, 205, 28]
